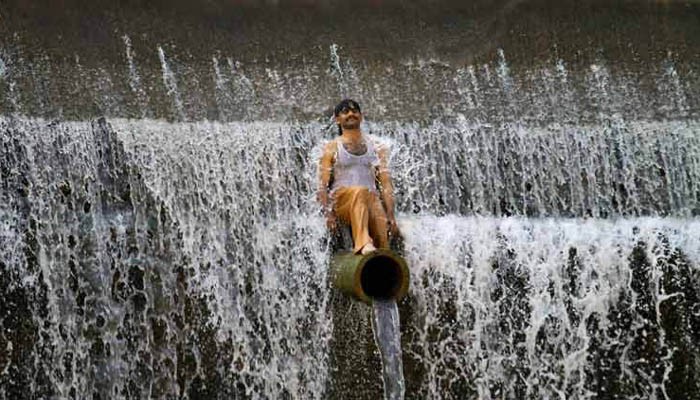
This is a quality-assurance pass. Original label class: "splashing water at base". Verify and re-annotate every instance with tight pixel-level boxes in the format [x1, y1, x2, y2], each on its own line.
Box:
[372, 300, 406, 400]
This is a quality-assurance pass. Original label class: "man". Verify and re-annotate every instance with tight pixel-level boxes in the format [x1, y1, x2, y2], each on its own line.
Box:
[317, 99, 400, 255]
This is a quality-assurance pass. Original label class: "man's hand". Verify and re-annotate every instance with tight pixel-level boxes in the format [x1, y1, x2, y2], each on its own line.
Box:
[387, 217, 401, 239]
[318, 140, 337, 234]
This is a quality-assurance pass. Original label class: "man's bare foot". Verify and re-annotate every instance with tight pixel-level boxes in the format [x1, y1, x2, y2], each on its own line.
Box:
[360, 243, 377, 255]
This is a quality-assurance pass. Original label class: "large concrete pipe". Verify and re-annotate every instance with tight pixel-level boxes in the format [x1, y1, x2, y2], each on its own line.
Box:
[330, 250, 409, 304]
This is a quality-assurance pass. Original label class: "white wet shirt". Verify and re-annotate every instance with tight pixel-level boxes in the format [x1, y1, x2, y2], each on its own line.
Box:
[331, 135, 380, 193]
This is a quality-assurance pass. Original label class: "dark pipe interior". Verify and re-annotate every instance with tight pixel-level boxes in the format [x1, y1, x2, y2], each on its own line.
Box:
[360, 255, 404, 301]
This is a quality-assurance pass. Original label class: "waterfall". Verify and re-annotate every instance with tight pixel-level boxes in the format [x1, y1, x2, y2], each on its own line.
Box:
[0, 117, 332, 399]
[400, 215, 700, 399]
[1, 3, 700, 396]
[2, 114, 699, 399]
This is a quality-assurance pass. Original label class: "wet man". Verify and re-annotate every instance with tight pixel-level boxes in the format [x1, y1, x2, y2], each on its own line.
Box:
[317, 99, 400, 255]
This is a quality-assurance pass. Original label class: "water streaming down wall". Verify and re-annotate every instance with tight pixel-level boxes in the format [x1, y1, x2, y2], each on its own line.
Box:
[2, 1, 700, 398]
[1, 29, 699, 122]
[400, 216, 700, 399]
[0, 117, 333, 399]
[2, 112, 699, 398]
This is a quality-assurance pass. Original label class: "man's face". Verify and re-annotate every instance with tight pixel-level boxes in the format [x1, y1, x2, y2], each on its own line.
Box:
[335, 106, 362, 130]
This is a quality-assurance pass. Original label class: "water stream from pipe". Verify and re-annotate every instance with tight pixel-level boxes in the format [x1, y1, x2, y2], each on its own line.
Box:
[372, 300, 406, 400]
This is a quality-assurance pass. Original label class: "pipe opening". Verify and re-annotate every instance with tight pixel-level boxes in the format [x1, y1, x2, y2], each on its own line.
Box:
[360, 255, 405, 301]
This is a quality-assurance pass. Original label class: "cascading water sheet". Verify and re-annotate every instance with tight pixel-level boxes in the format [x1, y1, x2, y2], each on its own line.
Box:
[1, 2, 700, 397]
[2, 111, 700, 399]
[400, 215, 700, 399]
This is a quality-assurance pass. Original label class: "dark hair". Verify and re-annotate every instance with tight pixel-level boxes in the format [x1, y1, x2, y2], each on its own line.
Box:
[334, 99, 361, 135]
[334, 99, 361, 116]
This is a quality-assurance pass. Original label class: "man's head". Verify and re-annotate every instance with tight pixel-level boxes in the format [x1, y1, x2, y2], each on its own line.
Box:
[334, 99, 362, 134]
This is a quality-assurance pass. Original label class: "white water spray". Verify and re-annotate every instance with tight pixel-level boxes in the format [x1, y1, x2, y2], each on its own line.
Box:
[157, 46, 185, 120]
[122, 35, 148, 116]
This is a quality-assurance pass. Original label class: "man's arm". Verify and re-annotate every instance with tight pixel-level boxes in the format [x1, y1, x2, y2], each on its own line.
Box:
[376, 146, 400, 236]
[317, 141, 336, 229]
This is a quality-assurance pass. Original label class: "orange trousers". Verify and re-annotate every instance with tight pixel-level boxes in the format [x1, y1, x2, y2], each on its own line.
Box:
[333, 186, 389, 254]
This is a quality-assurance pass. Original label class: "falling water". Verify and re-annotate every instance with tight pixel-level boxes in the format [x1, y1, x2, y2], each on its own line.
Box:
[660, 55, 689, 117]
[1, 117, 333, 399]
[3, 112, 698, 398]
[329, 43, 347, 97]
[400, 215, 700, 399]
[1, 10, 700, 398]
[0, 52, 19, 113]
[157, 47, 185, 120]
[372, 300, 406, 400]
[212, 55, 232, 121]
[122, 35, 148, 117]
[0, 56, 6, 79]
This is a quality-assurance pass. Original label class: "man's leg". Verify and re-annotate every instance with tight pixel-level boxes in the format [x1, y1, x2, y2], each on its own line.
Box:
[333, 186, 374, 254]
[367, 192, 389, 249]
